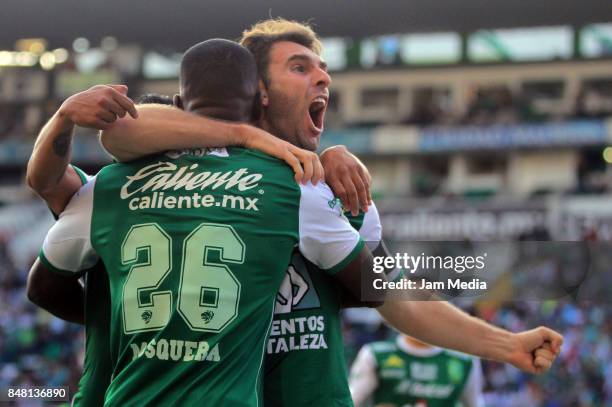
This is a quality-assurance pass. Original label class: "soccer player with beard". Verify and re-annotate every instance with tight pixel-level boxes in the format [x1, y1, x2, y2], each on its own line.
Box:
[98, 18, 564, 407]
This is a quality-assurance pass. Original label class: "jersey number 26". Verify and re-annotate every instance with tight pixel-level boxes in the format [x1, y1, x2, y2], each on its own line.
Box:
[121, 222, 244, 334]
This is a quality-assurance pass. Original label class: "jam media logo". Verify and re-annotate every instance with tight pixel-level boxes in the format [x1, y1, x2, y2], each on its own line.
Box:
[274, 254, 321, 314]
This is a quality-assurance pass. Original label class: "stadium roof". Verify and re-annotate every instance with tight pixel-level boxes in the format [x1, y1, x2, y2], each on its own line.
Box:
[1, 0, 611, 50]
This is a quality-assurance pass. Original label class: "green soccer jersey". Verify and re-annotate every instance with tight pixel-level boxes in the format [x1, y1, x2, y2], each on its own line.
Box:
[350, 337, 483, 407]
[264, 207, 384, 407]
[40, 148, 365, 406]
[51, 166, 111, 407]
[72, 262, 112, 406]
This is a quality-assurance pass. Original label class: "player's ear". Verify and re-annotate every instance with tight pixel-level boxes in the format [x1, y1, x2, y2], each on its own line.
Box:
[258, 79, 269, 107]
[173, 94, 184, 110]
[251, 91, 262, 121]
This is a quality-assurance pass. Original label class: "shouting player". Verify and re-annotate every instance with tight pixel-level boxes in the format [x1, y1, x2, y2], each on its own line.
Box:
[32, 39, 383, 405]
[99, 18, 564, 407]
[27, 50, 373, 407]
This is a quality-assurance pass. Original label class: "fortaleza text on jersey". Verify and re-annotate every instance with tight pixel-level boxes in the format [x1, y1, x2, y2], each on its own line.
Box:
[373, 278, 488, 290]
[267, 316, 328, 354]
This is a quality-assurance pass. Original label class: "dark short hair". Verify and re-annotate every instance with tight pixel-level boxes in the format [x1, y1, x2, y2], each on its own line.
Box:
[180, 39, 258, 102]
[137, 93, 173, 105]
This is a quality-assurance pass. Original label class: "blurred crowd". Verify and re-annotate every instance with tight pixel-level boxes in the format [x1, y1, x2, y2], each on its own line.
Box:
[2, 75, 612, 142]
[403, 81, 612, 127]
[1, 232, 610, 406]
[0, 100, 59, 142]
[0, 237, 83, 398]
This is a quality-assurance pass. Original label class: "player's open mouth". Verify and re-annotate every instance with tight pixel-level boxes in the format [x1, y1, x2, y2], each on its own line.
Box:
[307, 96, 327, 134]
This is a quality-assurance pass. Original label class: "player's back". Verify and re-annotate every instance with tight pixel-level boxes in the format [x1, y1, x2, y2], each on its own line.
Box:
[91, 147, 300, 406]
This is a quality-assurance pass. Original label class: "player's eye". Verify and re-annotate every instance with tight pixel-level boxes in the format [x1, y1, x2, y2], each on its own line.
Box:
[291, 64, 306, 73]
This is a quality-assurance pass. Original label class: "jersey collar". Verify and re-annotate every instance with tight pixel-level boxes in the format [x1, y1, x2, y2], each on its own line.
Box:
[396, 336, 443, 357]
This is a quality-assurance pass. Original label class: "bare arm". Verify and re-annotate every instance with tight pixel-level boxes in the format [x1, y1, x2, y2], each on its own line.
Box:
[26, 259, 85, 325]
[26, 84, 137, 214]
[378, 300, 563, 374]
[100, 104, 323, 184]
[26, 112, 83, 215]
[100, 104, 244, 161]
[341, 242, 390, 308]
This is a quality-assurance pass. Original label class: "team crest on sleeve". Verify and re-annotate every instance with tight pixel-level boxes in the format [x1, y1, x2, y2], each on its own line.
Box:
[274, 253, 320, 314]
[327, 197, 346, 216]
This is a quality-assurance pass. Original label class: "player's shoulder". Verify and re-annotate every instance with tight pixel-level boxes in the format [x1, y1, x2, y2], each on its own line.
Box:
[298, 181, 335, 201]
[229, 147, 299, 183]
[231, 146, 289, 167]
[95, 158, 138, 180]
[298, 181, 349, 215]
[233, 146, 279, 161]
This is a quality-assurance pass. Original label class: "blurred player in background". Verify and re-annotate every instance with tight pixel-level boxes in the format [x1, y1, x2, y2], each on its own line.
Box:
[350, 334, 485, 407]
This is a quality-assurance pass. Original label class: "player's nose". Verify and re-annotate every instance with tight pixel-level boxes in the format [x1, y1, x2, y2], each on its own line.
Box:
[313, 66, 331, 89]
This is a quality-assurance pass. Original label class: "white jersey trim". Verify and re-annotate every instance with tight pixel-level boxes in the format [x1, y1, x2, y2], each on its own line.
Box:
[40, 177, 99, 274]
[297, 182, 362, 272]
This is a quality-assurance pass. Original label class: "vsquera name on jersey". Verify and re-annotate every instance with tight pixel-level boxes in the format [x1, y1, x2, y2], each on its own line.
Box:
[121, 162, 263, 212]
[130, 337, 221, 363]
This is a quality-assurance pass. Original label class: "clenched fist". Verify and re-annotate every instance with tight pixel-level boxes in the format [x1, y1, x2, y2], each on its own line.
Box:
[506, 326, 563, 374]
